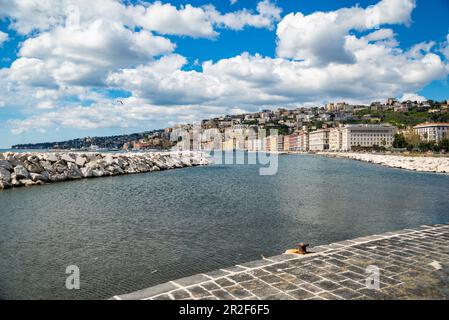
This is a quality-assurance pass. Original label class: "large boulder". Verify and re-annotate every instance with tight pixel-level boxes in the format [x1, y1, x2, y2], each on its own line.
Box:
[81, 167, 93, 178]
[0, 160, 13, 171]
[6, 154, 22, 167]
[53, 161, 68, 174]
[14, 165, 30, 179]
[49, 173, 67, 182]
[30, 171, 50, 182]
[92, 169, 105, 177]
[44, 153, 59, 162]
[0, 167, 11, 188]
[75, 155, 87, 167]
[61, 154, 76, 163]
[66, 162, 82, 179]
[23, 160, 44, 173]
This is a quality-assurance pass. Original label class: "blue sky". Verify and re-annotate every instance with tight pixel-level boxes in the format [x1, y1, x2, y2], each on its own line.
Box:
[0, 0, 448, 148]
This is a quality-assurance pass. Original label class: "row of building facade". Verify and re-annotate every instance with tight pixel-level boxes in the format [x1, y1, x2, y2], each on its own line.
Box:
[218, 124, 397, 152]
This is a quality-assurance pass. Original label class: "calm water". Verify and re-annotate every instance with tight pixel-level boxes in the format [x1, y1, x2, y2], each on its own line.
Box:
[1, 154, 449, 299]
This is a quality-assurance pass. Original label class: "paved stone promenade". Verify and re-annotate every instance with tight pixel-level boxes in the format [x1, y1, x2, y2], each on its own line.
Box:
[112, 223, 449, 300]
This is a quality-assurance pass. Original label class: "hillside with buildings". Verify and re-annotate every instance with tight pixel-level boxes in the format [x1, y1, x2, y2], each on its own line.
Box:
[11, 98, 449, 153]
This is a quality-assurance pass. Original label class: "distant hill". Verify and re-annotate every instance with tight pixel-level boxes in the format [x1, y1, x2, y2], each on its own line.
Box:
[11, 130, 163, 150]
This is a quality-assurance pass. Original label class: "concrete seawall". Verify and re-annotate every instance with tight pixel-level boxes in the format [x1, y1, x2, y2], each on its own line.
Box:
[317, 152, 449, 174]
[112, 223, 449, 300]
[0, 151, 210, 189]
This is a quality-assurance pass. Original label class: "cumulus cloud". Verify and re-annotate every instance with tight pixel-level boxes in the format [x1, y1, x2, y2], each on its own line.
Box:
[107, 40, 447, 109]
[206, 0, 281, 31]
[0, 0, 281, 38]
[0, 30, 8, 46]
[400, 93, 427, 102]
[276, 0, 416, 65]
[8, 97, 229, 134]
[8, 19, 174, 87]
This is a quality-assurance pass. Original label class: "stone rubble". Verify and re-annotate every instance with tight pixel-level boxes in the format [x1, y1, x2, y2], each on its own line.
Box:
[318, 152, 449, 174]
[0, 151, 210, 189]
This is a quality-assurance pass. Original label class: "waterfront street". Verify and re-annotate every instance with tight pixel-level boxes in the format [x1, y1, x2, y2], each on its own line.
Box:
[113, 223, 449, 300]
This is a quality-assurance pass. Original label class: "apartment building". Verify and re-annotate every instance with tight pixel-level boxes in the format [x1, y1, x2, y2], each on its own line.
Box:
[296, 131, 309, 151]
[308, 129, 330, 151]
[414, 122, 449, 143]
[341, 124, 396, 151]
[329, 127, 343, 151]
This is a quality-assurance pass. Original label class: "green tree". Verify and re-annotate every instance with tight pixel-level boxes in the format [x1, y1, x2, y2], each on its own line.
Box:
[393, 133, 407, 148]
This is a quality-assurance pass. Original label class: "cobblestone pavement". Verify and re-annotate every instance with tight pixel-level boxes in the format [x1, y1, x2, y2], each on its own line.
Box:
[112, 223, 449, 300]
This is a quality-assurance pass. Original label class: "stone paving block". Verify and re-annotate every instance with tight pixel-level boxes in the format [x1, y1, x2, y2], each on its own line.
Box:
[299, 282, 324, 294]
[211, 289, 235, 300]
[117, 281, 178, 300]
[171, 289, 191, 300]
[187, 286, 210, 299]
[314, 280, 341, 291]
[331, 288, 363, 300]
[271, 281, 299, 292]
[226, 285, 253, 299]
[152, 294, 173, 300]
[239, 279, 270, 291]
[238, 259, 274, 268]
[215, 277, 236, 287]
[265, 293, 295, 300]
[259, 274, 284, 284]
[205, 269, 230, 279]
[201, 281, 220, 291]
[318, 292, 343, 300]
[266, 254, 299, 262]
[320, 272, 347, 283]
[252, 285, 282, 299]
[276, 273, 297, 282]
[247, 268, 270, 277]
[222, 266, 247, 273]
[173, 274, 211, 287]
[228, 273, 255, 283]
[288, 288, 314, 300]
[339, 279, 365, 291]
[294, 272, 323, 283]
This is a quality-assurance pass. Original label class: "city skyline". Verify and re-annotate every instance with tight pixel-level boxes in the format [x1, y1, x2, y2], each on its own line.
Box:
[1, 0, 449, 148]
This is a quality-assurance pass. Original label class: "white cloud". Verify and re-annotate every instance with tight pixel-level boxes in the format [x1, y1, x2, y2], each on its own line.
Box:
[9, 19, 174, 87]
[400, 93, 427, 102]
[441, 34, 449, 60]
[108, 39, 448, 108]
[8, 97, 228, 134]
[0, 31, 8, 46]
[364, 28, 396, 41]
[0, 0, 281, 38]
[276, 0, 416, 65]
[205, 0, 281, 31]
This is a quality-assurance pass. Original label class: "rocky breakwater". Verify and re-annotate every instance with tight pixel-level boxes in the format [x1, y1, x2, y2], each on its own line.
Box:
[319, 152, 449, 174]
[0, 151, 210, 189]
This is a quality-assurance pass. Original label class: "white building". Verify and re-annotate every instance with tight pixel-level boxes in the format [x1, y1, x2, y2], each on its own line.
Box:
[341, 124, 396, 151]
[414, 123, 449, 143]
[308, 129, 329, 151]
[329, 127, 343, 151]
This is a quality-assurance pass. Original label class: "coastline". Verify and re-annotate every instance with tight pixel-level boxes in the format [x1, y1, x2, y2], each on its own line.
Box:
[0, 151, 210, 189]
[313, 152, 449, 174]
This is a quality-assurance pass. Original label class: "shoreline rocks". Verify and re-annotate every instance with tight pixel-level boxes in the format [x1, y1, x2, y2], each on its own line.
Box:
[0, 151, 210, 190]
[317, 152, 449, 174]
